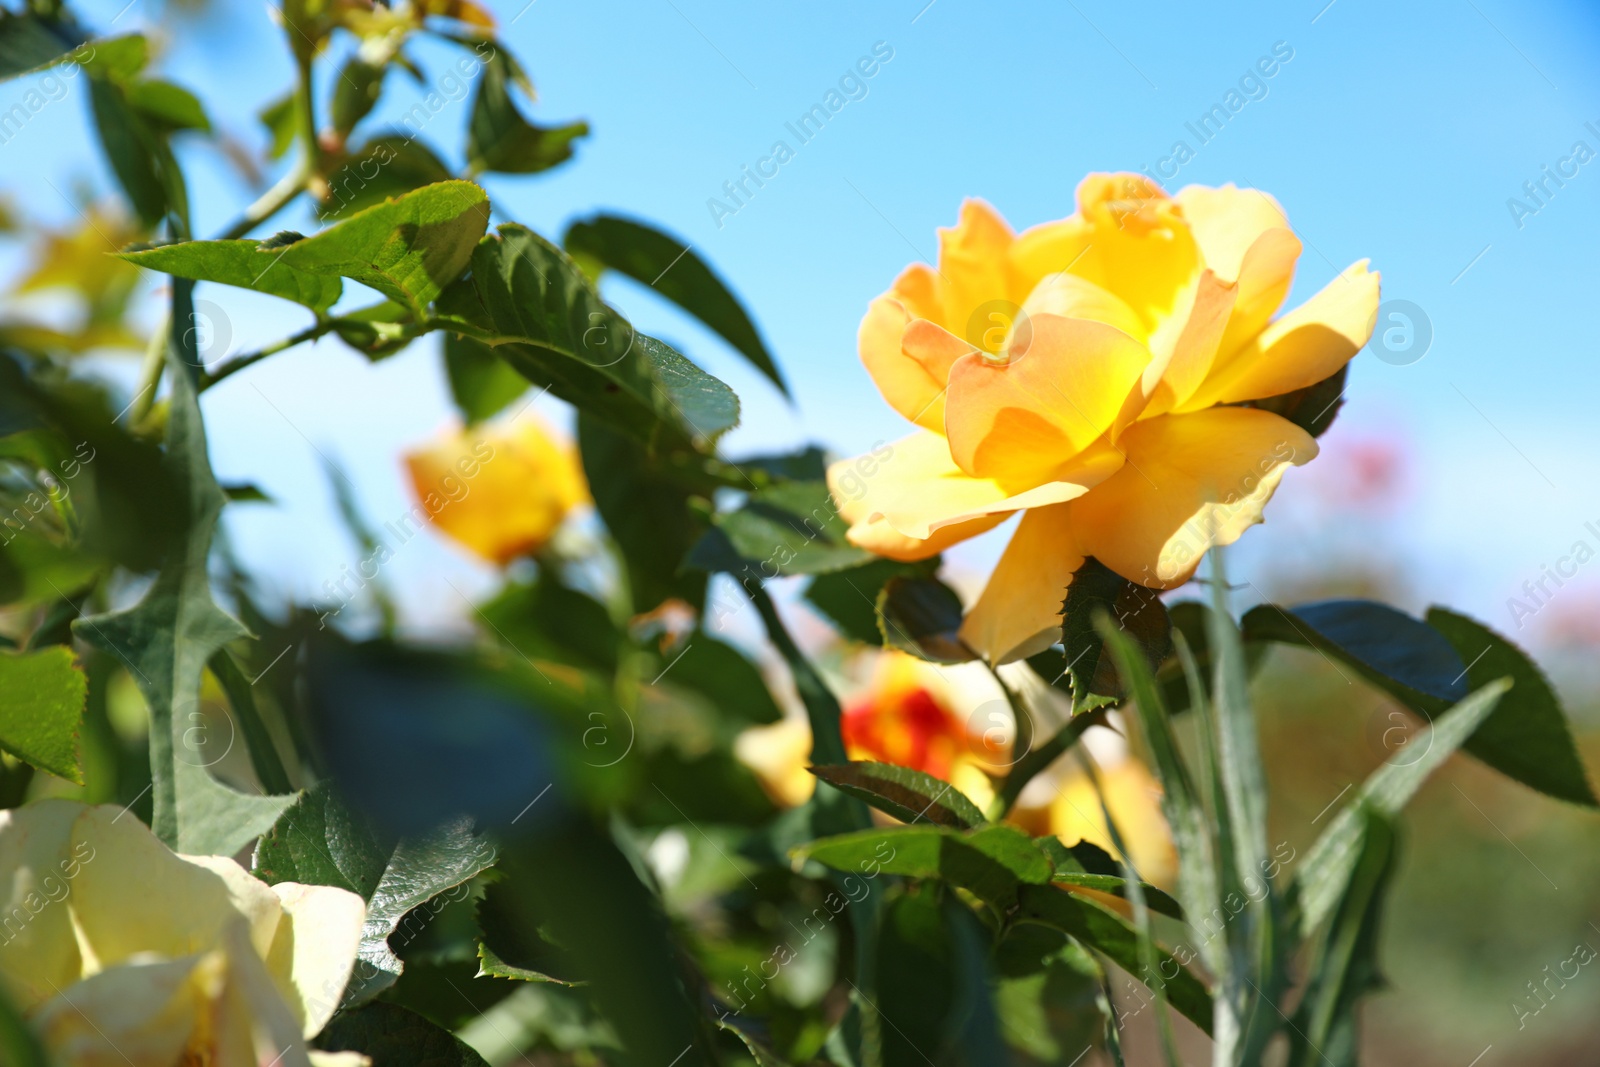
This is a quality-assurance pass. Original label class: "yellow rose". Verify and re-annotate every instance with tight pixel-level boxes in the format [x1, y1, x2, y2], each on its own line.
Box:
[0, 800, 367, 1067]
[1012, 758, 1178, 890]
[405, 416, 589, 566]
[736, 653, 1009, 813]
[830, 174, 1380, 662]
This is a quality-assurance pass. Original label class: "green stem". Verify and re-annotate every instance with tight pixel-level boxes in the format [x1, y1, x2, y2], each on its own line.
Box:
[742, 582, 882, 1067]
[989, 707, 1109, 819]
[128, 310, 170, 426]
[207, 649, 294, 795]
[215, 162, 308, 242]
[200, 319, 335, 389]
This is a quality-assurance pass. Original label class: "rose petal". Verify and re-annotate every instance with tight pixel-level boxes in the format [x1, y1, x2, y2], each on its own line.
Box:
[1182, 260, 1379, 411]
[1070, 407, 1317, 586]
[958, 503, 1085, 664]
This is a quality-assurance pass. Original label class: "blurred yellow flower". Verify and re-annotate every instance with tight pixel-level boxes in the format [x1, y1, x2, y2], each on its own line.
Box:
[0, 800, 366, 1067]
[829, 174, 1380, 662]
[735, 652, 1175, 886]
[405, 416, 588, 566]
[1013, 758, 1178, 889]
[737, 652, 1002, 810]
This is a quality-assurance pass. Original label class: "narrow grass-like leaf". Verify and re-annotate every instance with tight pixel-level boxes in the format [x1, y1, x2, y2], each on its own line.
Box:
[1292, 678, 1509, 938]
[1286, 805, 1397, 1067]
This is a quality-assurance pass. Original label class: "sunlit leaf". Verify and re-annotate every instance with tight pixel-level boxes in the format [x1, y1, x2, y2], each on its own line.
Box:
[0, 645, 85, 783]
[278, 179, 490, 315]
[439, 224, 738, 448]
[120, 239, 343, 312]
[807, 763, 986, 829]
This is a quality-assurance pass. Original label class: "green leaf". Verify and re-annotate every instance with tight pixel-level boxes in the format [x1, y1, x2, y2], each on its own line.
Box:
[478, 574, 618, 674]
[475, 875, 582, 986]
[319, 136, 455, 221]
[0, 9, 87, 80]
[809, 761, 987, 829]
[1056, 557, 1171, 713]
[877, 573, 972, 664]
[1047, 871, 1185, 920]
[75, 34, 148, 80]
[991, 709, 1106, 818]
[119, 240, 343, 313]
[439, 224, 738, 448]
[1241, 363, 1347, 438]
[564, 214, 787, 395]
[877, 887, 958, 1067]
[315, 1002, 490, 1066]
[467, 48, 587, 175]
[258, 89, 298, 160]
[1152, 600, 1271, 715]
[276, 180, 490, 316]
[255, 783, 498, 1005]
[1423, 608, 1597, 806]
[443, 331, 526, 424]
[477, 940, 574, 985]
[1292, 678, 1509, 938]
[330, 55, 386, 139]
[805, 557, 940, 646]
[252, 782, 392, 896]
[1014, 883, 1213, 1036]
[88, 74, 181, 228]
[658, 632, 782, 725]
[1242, 600, 1469, 705]
[577, 413, 708, 613]
[124, 78, 210, 133]
[0, 645, 85, 783]
[1286, 806, 1396, 1067]
[799, 824, 1052, 911]
[1095, 617, 1219, 940]
[717, 1016, 793, 1067]
[1202, 555, 1281, 1063]
[72, 282, 286, 855]
[698, 481, 870, 578]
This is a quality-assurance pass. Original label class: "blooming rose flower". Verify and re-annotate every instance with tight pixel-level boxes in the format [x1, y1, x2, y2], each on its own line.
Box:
[830, 174, 1380, 662]
[405, 415, 589, 566]
[0, 800, 366, 1067]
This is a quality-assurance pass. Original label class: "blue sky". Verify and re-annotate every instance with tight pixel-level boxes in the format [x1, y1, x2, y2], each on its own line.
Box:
[3, 0, 1600, 650]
